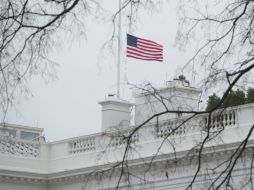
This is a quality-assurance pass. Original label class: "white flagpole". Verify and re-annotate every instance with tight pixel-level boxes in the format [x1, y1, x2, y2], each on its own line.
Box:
[117, 0, 121, 99]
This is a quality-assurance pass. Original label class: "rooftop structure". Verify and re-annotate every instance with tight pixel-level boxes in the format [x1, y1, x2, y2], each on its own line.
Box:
[0, 78, 254, 190]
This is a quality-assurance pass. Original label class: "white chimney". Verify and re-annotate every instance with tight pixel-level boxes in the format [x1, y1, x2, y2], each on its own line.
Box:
[99, 95, 133, 131]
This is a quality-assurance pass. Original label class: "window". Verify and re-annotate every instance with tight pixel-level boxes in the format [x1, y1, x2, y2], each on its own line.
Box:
[20, 131, 39, 141]
[8, 129, 17, 138]
[0, 128, 16, 138]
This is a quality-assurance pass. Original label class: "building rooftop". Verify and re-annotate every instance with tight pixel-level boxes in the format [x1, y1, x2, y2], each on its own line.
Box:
[0, 81, 254, 189]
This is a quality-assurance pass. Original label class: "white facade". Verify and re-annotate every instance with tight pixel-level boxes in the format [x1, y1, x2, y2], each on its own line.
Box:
[1, 79, 254, 190]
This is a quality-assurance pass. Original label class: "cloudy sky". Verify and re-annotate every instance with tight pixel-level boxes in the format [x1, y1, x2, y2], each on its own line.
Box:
[6, 1, 195, 141]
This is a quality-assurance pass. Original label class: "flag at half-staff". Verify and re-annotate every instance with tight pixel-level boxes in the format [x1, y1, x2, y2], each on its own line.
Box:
[126, 34, 163, 62]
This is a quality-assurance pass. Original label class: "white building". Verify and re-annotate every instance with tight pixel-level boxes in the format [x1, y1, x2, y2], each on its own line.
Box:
[0, 78, 254, 190]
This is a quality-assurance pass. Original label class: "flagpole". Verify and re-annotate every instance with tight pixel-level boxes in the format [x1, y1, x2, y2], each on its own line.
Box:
[117, 0, 121, 99]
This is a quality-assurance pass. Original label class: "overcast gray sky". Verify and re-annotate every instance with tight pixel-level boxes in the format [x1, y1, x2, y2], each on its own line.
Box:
[5, 1, 195, 141]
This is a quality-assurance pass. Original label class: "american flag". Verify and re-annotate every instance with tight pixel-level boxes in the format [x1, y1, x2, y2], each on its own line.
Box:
[127, 34, 163, 62]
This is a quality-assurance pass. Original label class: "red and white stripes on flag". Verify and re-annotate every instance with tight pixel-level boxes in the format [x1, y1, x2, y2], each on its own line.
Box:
[127, 34, 163, 62]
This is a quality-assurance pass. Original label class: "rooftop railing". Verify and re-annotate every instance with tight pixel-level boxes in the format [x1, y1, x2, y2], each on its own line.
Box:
[65, 105, 244, 156]
[0, 104, 253, 174]
[0, 137, 40, 157]
[1, 104, 253, 162]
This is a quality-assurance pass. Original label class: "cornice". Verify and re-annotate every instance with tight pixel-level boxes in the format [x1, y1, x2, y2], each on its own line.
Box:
[0, 170, 48, 185]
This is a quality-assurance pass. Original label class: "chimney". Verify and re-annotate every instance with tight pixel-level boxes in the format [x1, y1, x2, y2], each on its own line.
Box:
[99, 95, 132, 131]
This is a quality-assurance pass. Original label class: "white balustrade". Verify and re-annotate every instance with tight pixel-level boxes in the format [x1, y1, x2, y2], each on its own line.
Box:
[68, 137, 95, 154]
[46, 108, 240, 156]
[0, 138, 40, 157]
[66, 108, 238, 154]
[156, 120, 187, 138]
[110, 132, 139, 147]
[68, 132, 140, 154]
[0, 108, 235, 158]
[204, 109, 236, 130]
